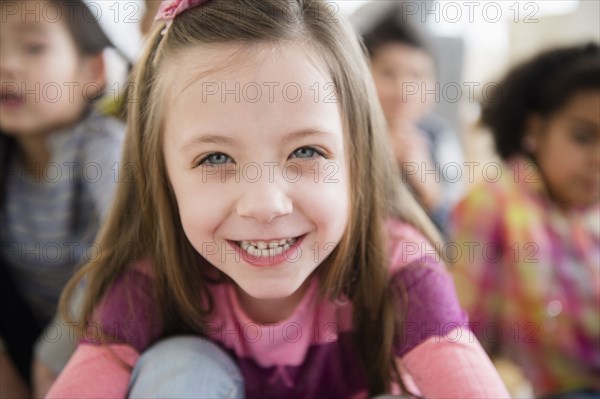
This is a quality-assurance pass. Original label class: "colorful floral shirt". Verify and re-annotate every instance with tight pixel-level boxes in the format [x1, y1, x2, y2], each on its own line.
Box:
[452, 157, 600, 396]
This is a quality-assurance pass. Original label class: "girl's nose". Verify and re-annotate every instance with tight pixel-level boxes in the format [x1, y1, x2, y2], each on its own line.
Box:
[236, 177, 293, 224]
[0, 50, 19, 79]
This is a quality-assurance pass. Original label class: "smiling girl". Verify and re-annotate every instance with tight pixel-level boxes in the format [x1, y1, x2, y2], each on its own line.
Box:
[47, 0, 508, 397]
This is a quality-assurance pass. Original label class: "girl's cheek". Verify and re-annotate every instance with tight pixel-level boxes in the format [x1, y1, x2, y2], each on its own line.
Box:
[196, 166, 245, 184]
[295, 160, 346, 185]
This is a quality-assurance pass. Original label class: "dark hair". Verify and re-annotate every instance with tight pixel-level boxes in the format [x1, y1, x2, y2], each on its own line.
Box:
[482, 42, 600, 160]
[51, 0, 113, 55]
[362, 12, 428, 58]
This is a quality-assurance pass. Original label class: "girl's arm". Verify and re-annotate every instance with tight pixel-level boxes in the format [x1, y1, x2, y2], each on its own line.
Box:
[46, 262, 158, 398]
[386, 220, 509, 397]
[399, 327, 510, 398]
[33, 279, 89, 397]
[45, 343, 138, 399]
[390, 265, 509, 397]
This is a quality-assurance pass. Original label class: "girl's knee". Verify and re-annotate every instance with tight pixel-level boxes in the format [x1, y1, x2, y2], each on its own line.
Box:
[128, 336, 244, 398]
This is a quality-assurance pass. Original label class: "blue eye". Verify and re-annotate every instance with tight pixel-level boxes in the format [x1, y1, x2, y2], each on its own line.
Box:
[291, 147, 322, 159]
[196, 152, 232, 167]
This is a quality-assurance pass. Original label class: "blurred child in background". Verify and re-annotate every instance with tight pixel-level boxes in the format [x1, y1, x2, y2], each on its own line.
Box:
[452, 43, 600, 398]
[0, 0, 125, 396]
[363, 14, 464, 235]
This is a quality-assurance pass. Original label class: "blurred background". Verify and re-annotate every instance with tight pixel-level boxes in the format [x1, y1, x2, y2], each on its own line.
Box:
[344, 0, 600, 188]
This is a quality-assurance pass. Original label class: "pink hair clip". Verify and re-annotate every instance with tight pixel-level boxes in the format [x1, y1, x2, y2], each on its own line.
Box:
[155, 0, 211, 32]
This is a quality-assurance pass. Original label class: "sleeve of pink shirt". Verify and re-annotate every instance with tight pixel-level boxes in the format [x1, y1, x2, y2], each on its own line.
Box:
[45, 343, 137, 399]
[45, 262, 160, 398]
[386, 219, 510, 397]
[401, 328, 510, 398]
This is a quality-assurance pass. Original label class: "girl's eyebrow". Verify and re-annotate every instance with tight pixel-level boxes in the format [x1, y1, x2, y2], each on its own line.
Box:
[15, 23, 48, 34]
[284, 128, 335, 142]
[179, 128, 336, 153]
[179, 134, 236, 152]
[569, 117, 598, 125]
[568, 117, 600, 131]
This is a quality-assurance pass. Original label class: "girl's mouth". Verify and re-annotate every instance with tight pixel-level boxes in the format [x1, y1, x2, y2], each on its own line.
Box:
[227, 234, 306, 267]
[0, 93, 25, 109]
[235, 237, 298, 257]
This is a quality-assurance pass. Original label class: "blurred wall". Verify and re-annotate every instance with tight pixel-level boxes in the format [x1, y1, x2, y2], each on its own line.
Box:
[509, 0, 600, 65]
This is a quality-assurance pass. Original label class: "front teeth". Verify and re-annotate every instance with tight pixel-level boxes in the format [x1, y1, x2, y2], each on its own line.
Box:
[239, 237, 297, 257]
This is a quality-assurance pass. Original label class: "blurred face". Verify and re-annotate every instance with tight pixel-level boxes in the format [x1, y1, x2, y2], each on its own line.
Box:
[0, 0, 100, 136]
[162, 43, 350, 304]
[529, 90, 600, 208]
[370, 42, 435, 126]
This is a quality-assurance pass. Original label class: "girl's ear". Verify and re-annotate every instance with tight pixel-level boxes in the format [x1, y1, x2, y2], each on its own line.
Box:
[523, 114, 544, 154]
[82, 53, 107, 95]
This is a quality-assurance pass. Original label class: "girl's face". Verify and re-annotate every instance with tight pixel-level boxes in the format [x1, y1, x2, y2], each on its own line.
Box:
[0, 0, 102, 136]
[162, 43, 350, 301]
[370, 42, 435, 126]
[529, 90, 600, 208]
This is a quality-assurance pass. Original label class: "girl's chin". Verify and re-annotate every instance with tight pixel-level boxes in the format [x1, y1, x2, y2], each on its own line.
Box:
[237, 284, 301, 300]
[236, 276, 312, 299]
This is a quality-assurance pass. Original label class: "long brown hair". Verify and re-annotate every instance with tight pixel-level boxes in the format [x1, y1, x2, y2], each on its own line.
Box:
[60, 0, 440, 395]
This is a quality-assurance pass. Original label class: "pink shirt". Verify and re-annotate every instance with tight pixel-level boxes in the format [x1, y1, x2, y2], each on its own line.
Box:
[47, 219, 509, 398]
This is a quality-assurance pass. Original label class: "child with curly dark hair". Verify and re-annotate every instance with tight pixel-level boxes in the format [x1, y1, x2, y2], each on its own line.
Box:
[452, 43, 599, 398]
